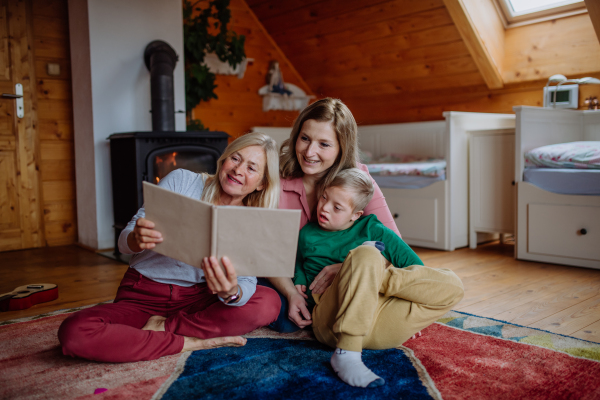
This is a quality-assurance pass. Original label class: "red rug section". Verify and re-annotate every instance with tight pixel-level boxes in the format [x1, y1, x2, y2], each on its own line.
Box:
[2, 312, 600, 399]
[405, 323, 600, 400]
[0, 314, 179, 400]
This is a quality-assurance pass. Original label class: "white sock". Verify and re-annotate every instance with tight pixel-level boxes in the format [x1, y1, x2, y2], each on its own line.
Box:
[362, 241, 385, 252]
[330, 348, 385, 388]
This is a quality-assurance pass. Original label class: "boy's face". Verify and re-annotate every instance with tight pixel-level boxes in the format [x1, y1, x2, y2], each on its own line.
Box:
[316, 186, 363, 231]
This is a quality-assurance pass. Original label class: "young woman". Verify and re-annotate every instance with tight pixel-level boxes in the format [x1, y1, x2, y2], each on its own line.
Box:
[59, 132, 282, 363]
[266, 100, 463, 388]
[263, 98, 402, 332]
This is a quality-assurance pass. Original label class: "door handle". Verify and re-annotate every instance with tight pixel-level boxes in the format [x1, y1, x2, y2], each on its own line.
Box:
[3, 84, 25, 118]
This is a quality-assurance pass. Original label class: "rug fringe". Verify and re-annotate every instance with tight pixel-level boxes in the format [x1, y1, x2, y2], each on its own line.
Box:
[398, 345, 443, 400]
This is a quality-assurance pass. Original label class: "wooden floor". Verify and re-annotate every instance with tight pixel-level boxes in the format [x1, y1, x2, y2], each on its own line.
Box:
[1, 243, 600, 343]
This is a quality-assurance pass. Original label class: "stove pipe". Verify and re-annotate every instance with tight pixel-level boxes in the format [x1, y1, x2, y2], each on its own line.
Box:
[144, 40, 179, 132]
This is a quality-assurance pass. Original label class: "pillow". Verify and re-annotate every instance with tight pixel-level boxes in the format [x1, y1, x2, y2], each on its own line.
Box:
[524, 141, 600, 169]
[371, 153, 438, 163]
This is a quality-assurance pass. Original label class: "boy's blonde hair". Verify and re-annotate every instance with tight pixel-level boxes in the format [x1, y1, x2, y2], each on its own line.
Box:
[328, 168, 374, 212]
[201, 132, 280, 209]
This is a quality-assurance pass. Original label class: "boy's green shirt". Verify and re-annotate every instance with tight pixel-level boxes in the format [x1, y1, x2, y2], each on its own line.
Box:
[294, 214, 424, 310]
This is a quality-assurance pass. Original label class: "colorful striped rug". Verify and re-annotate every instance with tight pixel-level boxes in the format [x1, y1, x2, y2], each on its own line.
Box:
[1, 306, 599, 399]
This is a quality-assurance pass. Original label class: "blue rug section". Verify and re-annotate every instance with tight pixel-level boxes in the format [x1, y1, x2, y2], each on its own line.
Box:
[160, 338, 435, 400]
[469, 324, 504, 338]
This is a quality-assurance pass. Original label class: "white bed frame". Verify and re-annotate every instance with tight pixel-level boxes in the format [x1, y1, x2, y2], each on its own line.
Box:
[514, 106, 600, 269]
[253, 111, 515, 251]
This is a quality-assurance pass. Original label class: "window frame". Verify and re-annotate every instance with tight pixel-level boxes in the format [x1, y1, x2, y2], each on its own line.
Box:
[493, 0, 587, 28]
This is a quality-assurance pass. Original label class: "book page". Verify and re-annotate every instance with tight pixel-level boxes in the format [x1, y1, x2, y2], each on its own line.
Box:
[143, 182, 301, 277]
[215, 206, 300, 277]
[143, 182, 212, 268]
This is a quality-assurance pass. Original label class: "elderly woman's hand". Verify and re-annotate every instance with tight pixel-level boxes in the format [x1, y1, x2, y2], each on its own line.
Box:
[128, 217, 163, 252]
[202, 256, 240, 301]
[309, 263, 341, 295]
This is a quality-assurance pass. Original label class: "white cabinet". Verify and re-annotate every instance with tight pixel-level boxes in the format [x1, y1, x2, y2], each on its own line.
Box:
[382, 181, 448, 250]
[469, 129, 516, 249]
[517, 182, 600, 269]
[528, 204, 600, 261]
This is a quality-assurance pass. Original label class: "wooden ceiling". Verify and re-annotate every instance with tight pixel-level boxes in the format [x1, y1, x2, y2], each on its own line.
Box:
[246, 0, 487, 119]
[246, 0, 600, 124]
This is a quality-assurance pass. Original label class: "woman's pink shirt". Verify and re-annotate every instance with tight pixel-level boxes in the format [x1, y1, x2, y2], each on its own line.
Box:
[278, 163, 401, 236]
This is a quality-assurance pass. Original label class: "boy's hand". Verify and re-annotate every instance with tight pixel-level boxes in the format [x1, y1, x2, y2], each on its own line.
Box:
[288, 292, 312, 328]
[295, 284, 308, 299]
[309, 263, 341, 295]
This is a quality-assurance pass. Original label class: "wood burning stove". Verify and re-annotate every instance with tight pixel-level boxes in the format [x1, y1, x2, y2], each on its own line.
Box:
[108, 40, 230, 254]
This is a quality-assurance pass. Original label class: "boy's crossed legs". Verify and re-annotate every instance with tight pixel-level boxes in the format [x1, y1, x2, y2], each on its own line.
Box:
[312, 245, 464, 387]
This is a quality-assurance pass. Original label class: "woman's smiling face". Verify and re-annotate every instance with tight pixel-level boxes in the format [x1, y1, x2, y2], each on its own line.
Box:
[295, 119, 340, 178]
[219, 145, 266, 205]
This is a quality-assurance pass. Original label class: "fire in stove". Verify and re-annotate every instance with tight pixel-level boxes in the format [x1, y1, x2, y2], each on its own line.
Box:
[155, 152, 178, 183]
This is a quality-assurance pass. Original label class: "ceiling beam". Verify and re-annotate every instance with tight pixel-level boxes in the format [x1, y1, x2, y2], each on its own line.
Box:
[585, 0, 600, 44]
[442, 0, 504, 89]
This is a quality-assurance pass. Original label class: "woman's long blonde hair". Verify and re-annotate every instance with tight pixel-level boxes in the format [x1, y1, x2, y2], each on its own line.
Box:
[202, 132, 280, 209]
[279, 98, 359, 198]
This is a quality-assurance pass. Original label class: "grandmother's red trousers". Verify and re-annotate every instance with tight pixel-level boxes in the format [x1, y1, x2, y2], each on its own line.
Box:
[58, 268, 281, 362]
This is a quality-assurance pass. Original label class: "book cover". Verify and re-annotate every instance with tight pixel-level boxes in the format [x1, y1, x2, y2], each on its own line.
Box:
[143, 181, 300, 277]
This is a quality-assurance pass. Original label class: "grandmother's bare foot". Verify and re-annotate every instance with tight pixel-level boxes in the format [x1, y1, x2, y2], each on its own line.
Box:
[142, 315, 167, 331]
[181, 336, 247, 353]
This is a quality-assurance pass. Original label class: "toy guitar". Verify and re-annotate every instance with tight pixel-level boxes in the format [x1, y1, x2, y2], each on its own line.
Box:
[0, 283, 59, 311]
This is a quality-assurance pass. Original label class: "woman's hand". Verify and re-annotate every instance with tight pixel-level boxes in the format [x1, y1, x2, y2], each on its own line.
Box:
[128, 217, 163, 252]
[295, 284, 308, 299]
[202, 256, 240, 301]
[309, 263, 341, 295]
[287, 292, 312, 328]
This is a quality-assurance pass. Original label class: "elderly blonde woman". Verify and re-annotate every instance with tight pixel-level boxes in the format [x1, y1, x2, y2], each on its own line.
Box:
[59, 132, 281, 363]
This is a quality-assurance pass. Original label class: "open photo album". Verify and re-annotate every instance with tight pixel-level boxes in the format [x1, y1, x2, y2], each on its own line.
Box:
[143, 182, 301, 277]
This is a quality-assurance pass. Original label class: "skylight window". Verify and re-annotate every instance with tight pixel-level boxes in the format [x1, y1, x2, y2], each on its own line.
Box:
[495, 0, 587, 27]
[509, 0, 580, 13]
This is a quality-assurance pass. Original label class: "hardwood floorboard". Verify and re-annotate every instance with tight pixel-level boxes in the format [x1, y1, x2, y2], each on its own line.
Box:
[0, 242, 599, 343]
[572, 319, 600, 342]
[0, 246, 128, 322]
[488, 273, 600, 324]
[529, 294, 600, 335]
[461, 268, 600, 316]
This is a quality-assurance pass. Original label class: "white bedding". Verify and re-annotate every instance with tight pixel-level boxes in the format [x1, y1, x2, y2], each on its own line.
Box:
[367, 160, 446, 178]
[372, 174, 444, 189]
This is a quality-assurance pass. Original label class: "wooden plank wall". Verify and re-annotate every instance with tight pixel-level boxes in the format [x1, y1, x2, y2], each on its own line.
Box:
[31, 0, 77, 246]
[191, 0, 314, 139]
[247, 0, 600, 125]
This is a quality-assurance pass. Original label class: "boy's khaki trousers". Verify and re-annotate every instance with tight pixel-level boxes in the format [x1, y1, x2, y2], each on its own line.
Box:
[312, 245, 464, 352]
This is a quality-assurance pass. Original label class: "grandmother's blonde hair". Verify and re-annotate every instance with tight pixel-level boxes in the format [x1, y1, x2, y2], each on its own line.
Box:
[328, 168, 374, 212]
[279, 98, 359, 199]
[201, 132, 280, 209]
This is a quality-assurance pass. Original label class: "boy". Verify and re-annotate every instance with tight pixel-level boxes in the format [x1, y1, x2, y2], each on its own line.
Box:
[294, 168, 463, 388]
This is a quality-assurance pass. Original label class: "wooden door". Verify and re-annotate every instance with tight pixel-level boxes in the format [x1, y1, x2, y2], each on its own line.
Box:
[0, 0, 44, 251]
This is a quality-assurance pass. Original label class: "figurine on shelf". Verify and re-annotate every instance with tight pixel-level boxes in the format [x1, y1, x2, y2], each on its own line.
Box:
[584, 96, 599, 110]
[266, 61, 292, 96]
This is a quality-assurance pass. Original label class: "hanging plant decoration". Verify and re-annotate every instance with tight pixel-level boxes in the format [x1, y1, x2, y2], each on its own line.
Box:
[183, 0, 246, 130]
